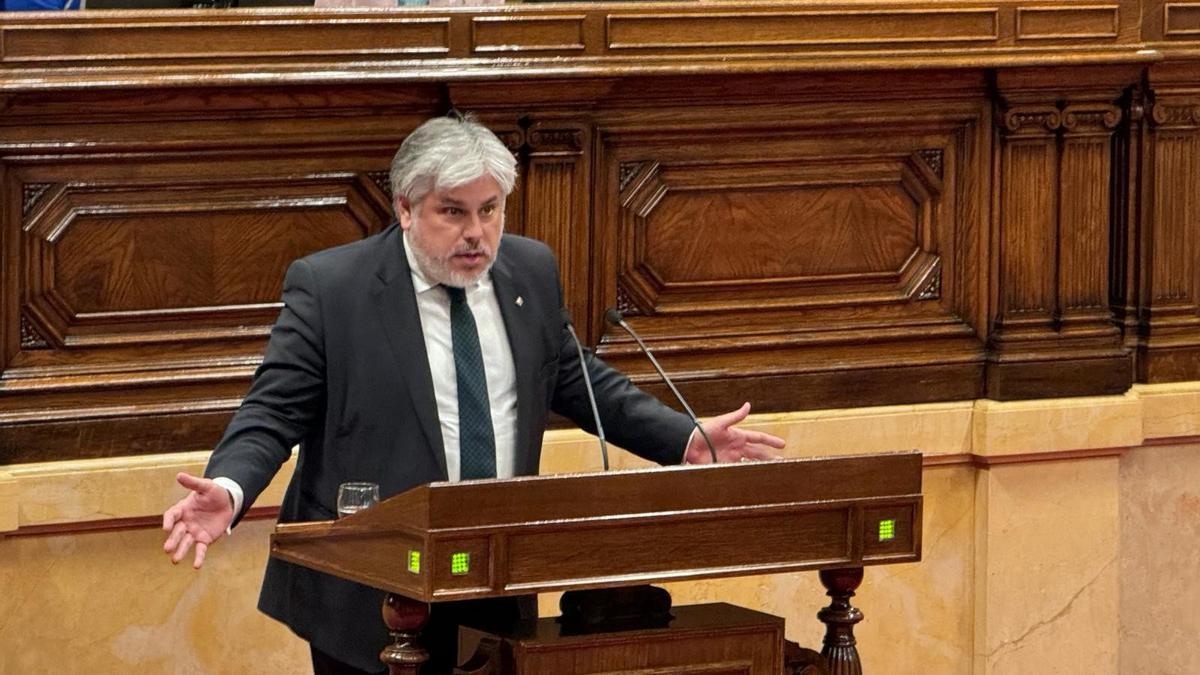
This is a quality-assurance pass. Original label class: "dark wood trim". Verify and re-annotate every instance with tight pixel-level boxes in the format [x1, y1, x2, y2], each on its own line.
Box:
[923, 447, 1128, 467]
[1143, 434, 1200, 446]
[2, 505, 279, 539]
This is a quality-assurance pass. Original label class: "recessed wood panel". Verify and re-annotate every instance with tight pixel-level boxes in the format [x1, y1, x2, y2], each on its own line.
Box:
[471, 16, 586, 53]
[0, 18, 451, 62]
[615, 144, 950, 316]
[645, 183, 918, 282]
[606, 10, 999, 49]
[22, 176, 386, 345]
[506, 509, 850, 588]
[1016, 7, 1120, 40]
[1164, 4, 1200, 36]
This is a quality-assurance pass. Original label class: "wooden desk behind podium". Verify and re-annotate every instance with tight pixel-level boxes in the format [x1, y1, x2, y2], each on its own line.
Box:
[272, 453, 922, 674]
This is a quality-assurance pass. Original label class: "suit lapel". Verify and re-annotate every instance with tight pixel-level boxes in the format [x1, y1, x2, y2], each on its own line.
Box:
[371, 227, 449, 480]
[490, 244, 538, 475]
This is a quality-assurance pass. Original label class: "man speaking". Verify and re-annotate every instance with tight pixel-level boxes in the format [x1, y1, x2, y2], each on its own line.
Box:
[161, 114, 784, 675]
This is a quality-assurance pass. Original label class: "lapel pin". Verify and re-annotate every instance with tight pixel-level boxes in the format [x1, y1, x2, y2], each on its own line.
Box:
[515, 296, 524, 307]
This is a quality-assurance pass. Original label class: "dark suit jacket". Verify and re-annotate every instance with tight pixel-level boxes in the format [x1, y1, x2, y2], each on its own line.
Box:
[205, 224, 694, 671]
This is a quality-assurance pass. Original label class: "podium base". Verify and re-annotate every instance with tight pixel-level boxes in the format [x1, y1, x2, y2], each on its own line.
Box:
[456, 602, 783, 675]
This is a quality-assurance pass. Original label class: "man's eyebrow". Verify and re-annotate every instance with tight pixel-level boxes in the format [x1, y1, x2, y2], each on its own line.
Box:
[436, 195, 501, 207]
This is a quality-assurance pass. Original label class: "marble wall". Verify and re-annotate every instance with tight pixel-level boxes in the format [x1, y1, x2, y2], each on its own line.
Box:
[1, 384, 1197, 674]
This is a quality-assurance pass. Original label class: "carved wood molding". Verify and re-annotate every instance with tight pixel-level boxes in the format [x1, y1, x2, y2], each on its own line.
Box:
[1001, 105, 1063, 134]
[1061, 103, 1123, 133]
[22, 183, 53, 218]
[0, 2, 1155, 91]
[917, 149, 945, 179]
[19, 313, 50, 350]
[619, 161, 648, 192]
[527, 127, 584, 154]
[366, 170, 393, 200]
[1149, 99, 1200, 127]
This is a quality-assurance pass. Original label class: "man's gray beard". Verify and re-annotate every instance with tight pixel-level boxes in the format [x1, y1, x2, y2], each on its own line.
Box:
[408, 222, 498, 288]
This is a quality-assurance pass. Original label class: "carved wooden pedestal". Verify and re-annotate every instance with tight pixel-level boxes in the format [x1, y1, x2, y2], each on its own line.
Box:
[818, 568, 865, 675]
[381, 593, 430, 675]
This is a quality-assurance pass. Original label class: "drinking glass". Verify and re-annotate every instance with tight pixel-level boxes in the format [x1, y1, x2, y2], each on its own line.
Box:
[336, 482, 379, 518]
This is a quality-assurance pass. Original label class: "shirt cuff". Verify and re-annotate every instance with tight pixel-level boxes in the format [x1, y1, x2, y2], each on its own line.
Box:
[681, 427, 699, 464]
[211, 476, 244, 535]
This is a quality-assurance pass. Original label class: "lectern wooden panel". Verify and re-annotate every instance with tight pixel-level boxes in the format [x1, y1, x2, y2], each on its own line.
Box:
[270, 453, 922, 604]
[458, 604, 784, 675]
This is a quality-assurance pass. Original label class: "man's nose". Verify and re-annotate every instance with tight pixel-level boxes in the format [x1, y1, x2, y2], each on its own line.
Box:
[463, 213, 484, 239]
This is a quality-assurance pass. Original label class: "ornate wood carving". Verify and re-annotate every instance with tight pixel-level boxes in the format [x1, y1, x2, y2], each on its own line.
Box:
[818, 567, 864, 675]
[520, 121, 591, 331]
[619, 161, 646, 192]
[380, 594, 430, 675]
[989, 72, 1135, 399]
[917, 261, 942, 301]
[917, 148, 944, 179]
[19, 313, 50, 349]
[1135, 89, 1200, 380]
[22, 183, 53, 217]
[367, 170, 393, 200]
[614, 282, 643, 317]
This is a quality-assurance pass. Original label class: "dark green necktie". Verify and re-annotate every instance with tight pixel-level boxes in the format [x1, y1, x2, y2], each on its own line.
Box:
[445, 286, 496, 480]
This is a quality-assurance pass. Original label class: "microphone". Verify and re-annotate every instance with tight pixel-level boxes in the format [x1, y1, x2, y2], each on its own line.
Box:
[563, 309, 610, 471]
[603, 309, 718, 463]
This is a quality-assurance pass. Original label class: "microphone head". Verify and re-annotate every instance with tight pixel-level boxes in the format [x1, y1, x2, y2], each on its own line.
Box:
[604, 308, 624, 326]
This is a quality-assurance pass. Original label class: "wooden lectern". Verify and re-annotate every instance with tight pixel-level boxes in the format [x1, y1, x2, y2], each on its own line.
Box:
[271, 452, 922, 674]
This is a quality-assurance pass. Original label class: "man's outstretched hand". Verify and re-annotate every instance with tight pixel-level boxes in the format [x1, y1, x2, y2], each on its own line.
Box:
[162, 472, 233, 569]
[684, 402, 786, 464]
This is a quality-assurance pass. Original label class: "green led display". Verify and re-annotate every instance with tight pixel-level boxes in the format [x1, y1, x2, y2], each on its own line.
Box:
[878, 519, 896, 542]
[407, 550, 421, 574]
[451, 552, 470, 575]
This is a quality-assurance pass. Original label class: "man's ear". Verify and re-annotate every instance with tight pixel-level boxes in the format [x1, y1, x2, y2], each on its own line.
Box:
[396, 197, 413, 231]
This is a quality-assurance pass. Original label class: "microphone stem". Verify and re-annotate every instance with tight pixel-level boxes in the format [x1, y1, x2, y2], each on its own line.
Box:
[616, 319, 718, 463]
[566, 323, 609, 471]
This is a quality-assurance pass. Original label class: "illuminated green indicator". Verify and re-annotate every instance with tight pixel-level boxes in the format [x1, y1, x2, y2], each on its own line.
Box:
[878, 519, 896, 542]
[451, 552, 470, 575]
[407, 550, 421, 574]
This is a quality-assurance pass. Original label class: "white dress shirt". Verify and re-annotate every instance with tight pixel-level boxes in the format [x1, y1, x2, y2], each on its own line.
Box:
[403, 231, 518, 482]
[215, 231, 519, 522]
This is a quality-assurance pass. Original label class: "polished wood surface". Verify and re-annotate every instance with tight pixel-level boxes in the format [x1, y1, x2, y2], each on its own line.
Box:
[269, 454, 923, 602]
[457, 603, 785, 675]
[1, 1, 1199, 461]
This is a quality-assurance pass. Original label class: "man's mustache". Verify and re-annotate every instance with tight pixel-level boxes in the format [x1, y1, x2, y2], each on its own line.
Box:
[452, 243, 491, 256]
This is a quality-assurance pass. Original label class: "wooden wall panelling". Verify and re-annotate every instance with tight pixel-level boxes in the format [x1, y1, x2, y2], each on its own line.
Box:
[988, 67, 1135, 399]
[1110, 83, 1149, 368]
[448, 81, 616, 336]
[0, 87, 438, 462]
[587, 73, 990, 415]
[0, 1, 1149, 78]
[520, 120, 593, 330]
[1136, 64, 1200, 380]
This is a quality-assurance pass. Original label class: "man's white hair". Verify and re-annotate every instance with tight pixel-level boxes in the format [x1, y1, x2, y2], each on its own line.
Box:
[389, 114, 517, 207]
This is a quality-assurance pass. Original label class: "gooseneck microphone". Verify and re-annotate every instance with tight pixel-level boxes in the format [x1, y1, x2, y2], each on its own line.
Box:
[603, 308, 718, 463]
[563, 309, 610, 471]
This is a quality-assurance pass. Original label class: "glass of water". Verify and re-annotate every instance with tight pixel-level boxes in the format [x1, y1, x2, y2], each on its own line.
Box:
[336, 482, 379, 518]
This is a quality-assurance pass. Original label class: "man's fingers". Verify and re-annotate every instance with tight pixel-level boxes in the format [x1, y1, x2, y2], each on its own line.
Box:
[707, 402, 752, 430]
[742, 430, 786, 449]
[741, 445, 779, 460]
[193, 542, 208, 570]
[171, 533, 194, 565]
[176, 472, 210, 493]
[164, 520, 188, 553]
[162, 504, 180, 532]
